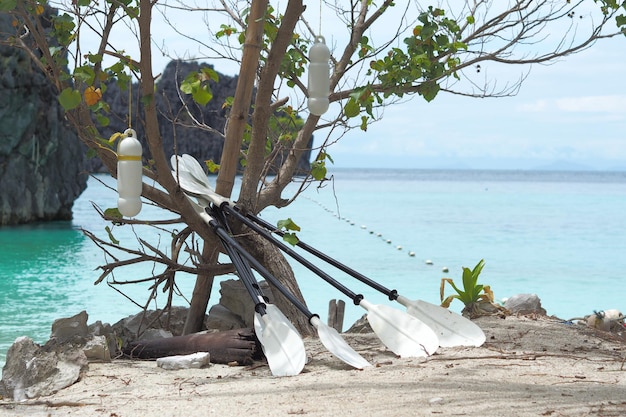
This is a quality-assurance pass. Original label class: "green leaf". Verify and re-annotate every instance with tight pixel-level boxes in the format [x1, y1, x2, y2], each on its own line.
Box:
[282, 232, 299, 246]
[360, 116, 369, 131]
[0, 0, 18, 11]
[104, 207, 123, 220]
[277, 218, 301, 232]
[466, 15, 475, 24]
[58, 87, 82, 110]
[418, 81, 440, 102]
[461, 266, 476, 293]
[180, 72, 214, 106]
[201, 67, 219, 83]
[87, 53, 103, 63]
[205, 159, 220, 173]
[310, 160, 327, 180]
[95, 113, 110, 127]
[73, 65, 96, 85]
[192, 88, 213, 106]
[344, 98, 360, 118]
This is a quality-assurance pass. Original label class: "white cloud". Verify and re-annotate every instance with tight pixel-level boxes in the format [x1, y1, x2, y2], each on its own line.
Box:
[517, 100, 550, 113]
[555, 96, 626, 114]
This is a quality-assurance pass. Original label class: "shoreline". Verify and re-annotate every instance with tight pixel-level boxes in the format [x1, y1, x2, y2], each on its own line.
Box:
[1, 315, 625, 417]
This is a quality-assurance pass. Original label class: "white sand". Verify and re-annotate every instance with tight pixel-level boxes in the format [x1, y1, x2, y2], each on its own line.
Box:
[1, 316, 625, 417]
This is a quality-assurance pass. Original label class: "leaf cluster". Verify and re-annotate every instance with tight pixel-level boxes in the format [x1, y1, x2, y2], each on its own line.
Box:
[369, 7, 466, 102]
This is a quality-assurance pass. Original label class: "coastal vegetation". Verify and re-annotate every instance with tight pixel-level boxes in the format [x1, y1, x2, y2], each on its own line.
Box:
[440, 259, 507, 318]
[0, 1, 624, 334]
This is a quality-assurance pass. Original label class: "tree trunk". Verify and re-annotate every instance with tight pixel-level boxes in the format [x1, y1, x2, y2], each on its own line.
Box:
[182, 245, 219, 335]
[215, 0, 269, 198]
[241, 233, 316, 337]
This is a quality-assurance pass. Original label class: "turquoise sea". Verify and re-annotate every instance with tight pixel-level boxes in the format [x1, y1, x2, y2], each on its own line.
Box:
[1, 169, 625, 367]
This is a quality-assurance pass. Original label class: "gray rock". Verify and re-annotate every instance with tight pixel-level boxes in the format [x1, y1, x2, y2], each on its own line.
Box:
[504, 294, 547, 315]
[88, 320, 118, 357]
[110, 306, 203, 352]
[51, 310, 89, 343]
[217, 279, 273, 328]
[1, 336, 88, 400]
[82, 335, 111, 362]
[207, 303, 246, 331]
[345, 315, 373, 334]
[141, 329, 174, 341]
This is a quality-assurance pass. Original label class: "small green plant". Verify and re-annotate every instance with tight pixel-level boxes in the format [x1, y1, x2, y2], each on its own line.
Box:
[440, 259, 507, 318]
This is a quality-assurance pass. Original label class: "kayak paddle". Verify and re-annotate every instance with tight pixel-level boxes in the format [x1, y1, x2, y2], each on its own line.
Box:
[180, 194, 306, 376]
[216, 206, 439, 358]
[211, 206, 371, 369]
[244, 212, 486, 348]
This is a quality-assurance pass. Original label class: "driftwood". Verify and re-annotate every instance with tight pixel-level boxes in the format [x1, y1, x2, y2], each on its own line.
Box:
[123, 328, 261, 365]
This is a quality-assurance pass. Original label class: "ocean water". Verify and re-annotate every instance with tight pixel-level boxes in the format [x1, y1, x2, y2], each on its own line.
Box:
[1, 169, 625, 367]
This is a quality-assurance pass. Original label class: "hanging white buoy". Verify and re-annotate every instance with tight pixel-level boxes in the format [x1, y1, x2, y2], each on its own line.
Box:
[307, 36, 330, 116]
[117, 128, 142, 217]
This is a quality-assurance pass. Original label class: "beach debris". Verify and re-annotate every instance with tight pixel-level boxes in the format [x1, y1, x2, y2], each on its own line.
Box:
[585, 309, 624, 332]
[156, 352, 211, 370]
[123, 328, 261, 365]
[504, 294, 547, 316]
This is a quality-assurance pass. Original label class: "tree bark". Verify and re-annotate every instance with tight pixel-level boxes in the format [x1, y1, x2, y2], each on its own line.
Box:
[215, 0, 269, 198]
[239, 0, 305, 211]
[182, 245, 219, 335]
[184, 0, 268, 334]
[240, 232, 315, 337]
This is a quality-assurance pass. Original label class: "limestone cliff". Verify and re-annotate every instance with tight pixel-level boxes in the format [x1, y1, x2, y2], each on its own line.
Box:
[0, 13, 87, 226]
[87, 60, 312, 175]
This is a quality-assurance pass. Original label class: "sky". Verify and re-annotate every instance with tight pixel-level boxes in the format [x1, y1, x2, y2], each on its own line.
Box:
[86, 1, 626, 171]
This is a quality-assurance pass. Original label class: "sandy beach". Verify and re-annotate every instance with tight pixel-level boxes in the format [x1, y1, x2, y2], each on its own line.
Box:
[1, 315, 625, 417]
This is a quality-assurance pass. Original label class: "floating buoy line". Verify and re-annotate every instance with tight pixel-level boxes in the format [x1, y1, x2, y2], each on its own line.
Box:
[303, 196, 448, 272]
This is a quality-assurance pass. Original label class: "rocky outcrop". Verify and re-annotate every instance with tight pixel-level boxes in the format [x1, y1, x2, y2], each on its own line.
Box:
[0, 13, 88, 225]
[86, 60, 313, 175]
[0, 311, 106, 401]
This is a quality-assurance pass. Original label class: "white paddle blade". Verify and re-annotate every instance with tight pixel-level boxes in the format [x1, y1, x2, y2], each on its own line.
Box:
[310, 316, 371, 369]
[397, 296, 486, 348]
[360, 299, 439, 358]
[266, 304, 302, 337]
[170, 156, 214, 197]
[176, 154, 214, 190]
[254, 312, 306, 377]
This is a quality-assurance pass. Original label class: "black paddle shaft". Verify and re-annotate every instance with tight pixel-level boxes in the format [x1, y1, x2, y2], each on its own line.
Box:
[227, 205, 399, 301]
[219, 204, 366, 306]
[209, 218, 269, 316]
[210, 208, 318, 322]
